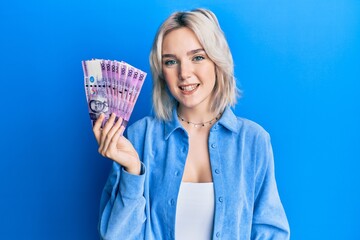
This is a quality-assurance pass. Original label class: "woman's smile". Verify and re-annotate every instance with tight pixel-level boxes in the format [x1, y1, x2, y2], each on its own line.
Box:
[179, 83, 200, 94]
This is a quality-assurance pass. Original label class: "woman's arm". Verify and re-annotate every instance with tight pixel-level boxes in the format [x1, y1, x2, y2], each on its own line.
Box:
[251, 132, 290, 240]
[93, 113, 147, 239]
[98, 162, 146, 240]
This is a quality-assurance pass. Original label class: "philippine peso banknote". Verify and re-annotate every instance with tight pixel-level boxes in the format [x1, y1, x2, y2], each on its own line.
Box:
[82, 59, 147, 127]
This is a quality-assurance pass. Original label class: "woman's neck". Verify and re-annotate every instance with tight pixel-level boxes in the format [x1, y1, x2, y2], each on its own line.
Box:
[177, 105, 218, 124]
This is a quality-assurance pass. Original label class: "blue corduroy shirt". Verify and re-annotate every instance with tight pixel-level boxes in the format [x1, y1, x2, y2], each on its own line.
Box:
[98, 107, 290, 239]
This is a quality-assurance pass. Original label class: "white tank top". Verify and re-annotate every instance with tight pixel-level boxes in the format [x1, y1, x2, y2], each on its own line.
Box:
[175, 182, 215, 240]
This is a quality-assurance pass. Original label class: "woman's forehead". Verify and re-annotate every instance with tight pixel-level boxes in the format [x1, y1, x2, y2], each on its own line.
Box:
[162, 27, 203, 54]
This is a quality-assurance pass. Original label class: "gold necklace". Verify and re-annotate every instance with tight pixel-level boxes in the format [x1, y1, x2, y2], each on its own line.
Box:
[177, 112, 222, 128]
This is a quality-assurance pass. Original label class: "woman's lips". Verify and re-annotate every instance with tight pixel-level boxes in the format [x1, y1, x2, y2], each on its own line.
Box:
[179, 84, 200, 94]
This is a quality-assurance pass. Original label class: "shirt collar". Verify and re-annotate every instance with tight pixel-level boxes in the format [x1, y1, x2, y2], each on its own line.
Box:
[217, 106, 241, 133]
[164, 106, 241, 140]
[164, 108, 184, 140]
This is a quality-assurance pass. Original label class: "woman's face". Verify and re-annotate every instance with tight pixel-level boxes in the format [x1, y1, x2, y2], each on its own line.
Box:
[162, 27, 216, 112]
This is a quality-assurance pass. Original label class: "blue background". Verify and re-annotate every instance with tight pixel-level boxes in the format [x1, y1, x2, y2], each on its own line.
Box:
[1, 0, 359, 239]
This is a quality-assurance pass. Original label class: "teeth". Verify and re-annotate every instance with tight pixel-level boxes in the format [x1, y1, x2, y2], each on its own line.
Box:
[180, 84, 198, 91]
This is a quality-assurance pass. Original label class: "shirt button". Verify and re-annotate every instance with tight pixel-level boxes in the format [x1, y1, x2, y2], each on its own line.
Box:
[218, 197, 223, 203]
[175, 171, 180, 176]
[181, 147, 187, 153]
[215, 169, 220, 174]
[216, 232, 220, 237]
[211, 143, 216, 148]
[170, 199, 175, 206]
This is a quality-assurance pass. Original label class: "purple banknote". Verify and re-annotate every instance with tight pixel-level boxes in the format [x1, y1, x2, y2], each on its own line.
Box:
[82, 59, 147, 127]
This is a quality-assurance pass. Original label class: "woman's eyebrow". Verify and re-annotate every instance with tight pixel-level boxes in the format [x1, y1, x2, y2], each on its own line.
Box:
[162, 48, 205, 58]
[187, 48, 205, 56]
[162, 53, 176, 58]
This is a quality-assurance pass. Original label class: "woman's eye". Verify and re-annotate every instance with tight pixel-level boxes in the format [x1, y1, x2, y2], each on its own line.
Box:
[193, 55, 205, 62]
[164, 60, 177, 66]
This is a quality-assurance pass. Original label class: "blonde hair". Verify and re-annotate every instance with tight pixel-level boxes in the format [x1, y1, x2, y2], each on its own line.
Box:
[150, 8, 239, 120]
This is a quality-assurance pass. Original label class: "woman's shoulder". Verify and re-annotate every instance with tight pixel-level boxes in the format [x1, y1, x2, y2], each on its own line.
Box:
[222, 107, 270, 138]
[126, 115, 163, 136]
[125, 115, 167, 151]
[230, 116, 272, 152]
[129, 115, 157, 127]
[237, 117, 269, 136]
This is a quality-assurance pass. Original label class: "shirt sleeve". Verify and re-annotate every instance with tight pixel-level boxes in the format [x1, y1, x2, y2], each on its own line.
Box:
[251, 132, 290, 240]
[98, 161, 146, 240]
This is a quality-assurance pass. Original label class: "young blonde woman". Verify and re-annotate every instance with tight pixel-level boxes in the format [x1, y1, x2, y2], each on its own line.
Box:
[93, 8, 290, 240]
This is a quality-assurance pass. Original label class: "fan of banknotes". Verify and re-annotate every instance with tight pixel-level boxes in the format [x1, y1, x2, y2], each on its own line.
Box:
[82, 59, 147, 127]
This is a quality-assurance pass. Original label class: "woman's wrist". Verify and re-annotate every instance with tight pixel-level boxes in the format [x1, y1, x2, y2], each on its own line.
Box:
[124, 160, 141, 175]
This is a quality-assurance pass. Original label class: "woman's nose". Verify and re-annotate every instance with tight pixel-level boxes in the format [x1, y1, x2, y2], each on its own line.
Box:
[178, 61, 192, 81]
